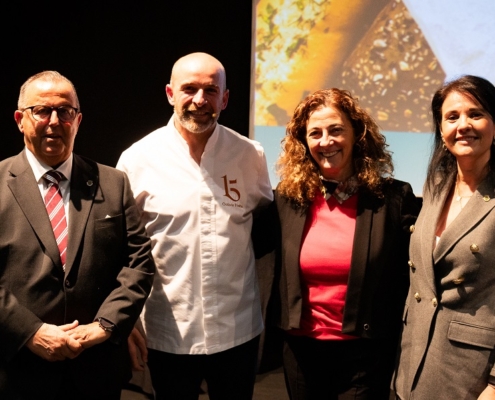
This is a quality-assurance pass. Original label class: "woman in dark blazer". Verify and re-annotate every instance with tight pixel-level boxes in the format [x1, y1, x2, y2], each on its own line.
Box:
[394, 76, 495, 400]
[268, 89, 419, 399]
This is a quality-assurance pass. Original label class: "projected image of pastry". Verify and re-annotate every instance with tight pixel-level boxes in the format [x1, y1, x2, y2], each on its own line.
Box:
[340, 0, 445, 132]
[255, 0, 446, 132]
[255, 0, 389, 126]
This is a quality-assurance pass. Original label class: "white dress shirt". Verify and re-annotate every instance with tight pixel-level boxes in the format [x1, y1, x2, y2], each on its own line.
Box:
[117, 117, 273, 354]
[25, 148, 72, 224]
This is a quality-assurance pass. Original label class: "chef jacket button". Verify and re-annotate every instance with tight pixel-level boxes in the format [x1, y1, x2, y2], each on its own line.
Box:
[470, 244, 480, 253]
[409, 225, 415, 233]
[432, 298, 438, 307]
[453, 276, 465, 285]
[414, 292, 421, 302]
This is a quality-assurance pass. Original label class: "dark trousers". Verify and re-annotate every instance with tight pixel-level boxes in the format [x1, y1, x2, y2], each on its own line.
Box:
[147, 335, 260, 400]
[54, 369, 122, 400]
[1, 359, 122, 400]
[283, 334, 395, 400]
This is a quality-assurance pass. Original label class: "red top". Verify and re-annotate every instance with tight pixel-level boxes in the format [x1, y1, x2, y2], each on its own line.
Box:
[290, 192, 358, 340]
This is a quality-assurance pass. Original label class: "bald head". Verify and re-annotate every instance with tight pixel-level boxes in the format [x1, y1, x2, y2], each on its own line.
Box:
[170, 52, 227, 91]
[165, 52, 230, 138]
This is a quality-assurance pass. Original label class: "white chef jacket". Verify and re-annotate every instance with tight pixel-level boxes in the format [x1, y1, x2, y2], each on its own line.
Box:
[117, 117, 273, 354]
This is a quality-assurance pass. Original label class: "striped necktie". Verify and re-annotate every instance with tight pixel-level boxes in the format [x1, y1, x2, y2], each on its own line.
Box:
[44, 171, 68, 270]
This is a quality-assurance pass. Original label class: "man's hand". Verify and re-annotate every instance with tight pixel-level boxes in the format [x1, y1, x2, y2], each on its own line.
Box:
[67, 321, 111, 349]
[128, 327, 148, 371]
[26, 321, 83, 361]
[478, 385, 495, 400]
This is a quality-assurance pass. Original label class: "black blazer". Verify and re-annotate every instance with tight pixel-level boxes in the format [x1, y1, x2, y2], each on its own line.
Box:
[0, 151, 155, 399]
[261, 179, 419, 340]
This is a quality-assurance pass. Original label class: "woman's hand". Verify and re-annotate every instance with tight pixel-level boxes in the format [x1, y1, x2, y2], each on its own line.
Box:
[128, 327, 148, 371]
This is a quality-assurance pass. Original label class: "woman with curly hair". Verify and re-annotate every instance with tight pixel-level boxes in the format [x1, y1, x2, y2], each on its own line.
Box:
[270, 88, 419, 399]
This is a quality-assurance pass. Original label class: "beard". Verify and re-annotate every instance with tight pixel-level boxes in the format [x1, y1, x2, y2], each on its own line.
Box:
[175, 107, 219, 135]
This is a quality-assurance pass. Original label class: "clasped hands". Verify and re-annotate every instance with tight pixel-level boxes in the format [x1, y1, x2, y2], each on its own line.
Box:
[25, 320, 111, 362]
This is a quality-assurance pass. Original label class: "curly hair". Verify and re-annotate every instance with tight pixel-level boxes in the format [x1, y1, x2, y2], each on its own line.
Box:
[276, 88, 393, 207]
[427, 75, 495, 197]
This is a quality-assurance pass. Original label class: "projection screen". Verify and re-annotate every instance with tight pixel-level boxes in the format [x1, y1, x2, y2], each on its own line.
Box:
[251, 0, 495, 194]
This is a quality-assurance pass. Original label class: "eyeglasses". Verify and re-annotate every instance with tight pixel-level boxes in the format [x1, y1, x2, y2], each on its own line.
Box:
[22, 105, 79, 123]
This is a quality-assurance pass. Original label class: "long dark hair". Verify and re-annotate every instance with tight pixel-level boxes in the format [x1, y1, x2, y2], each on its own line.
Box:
[426, 75, 495, 197]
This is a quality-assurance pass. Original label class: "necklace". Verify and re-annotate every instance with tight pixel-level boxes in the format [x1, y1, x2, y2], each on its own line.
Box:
[455, 180, 473, 209]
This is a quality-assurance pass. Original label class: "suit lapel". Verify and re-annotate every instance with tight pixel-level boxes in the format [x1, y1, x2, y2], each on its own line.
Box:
[433, 177, 495, 263]
[416, 189, 445, 294]
[276, 193, 307, 316]
[65, 155, 98, 274]
[7, 151, 61, 266]
[343, 194, 373, 331]
[280, 198, 306, 271]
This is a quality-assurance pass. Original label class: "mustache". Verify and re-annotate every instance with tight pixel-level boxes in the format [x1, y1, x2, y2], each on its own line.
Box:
[182, 107, 218, 119]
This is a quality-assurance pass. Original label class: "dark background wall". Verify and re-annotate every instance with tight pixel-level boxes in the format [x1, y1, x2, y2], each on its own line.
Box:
[0, 2, 253, 167]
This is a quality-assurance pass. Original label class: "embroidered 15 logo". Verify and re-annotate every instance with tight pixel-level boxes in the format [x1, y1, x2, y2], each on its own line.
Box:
[222, 175, 240, 202]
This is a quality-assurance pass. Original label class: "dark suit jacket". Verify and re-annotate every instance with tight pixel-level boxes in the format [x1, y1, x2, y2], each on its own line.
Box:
[0, 151, 155, 399]
[272, 179, 418, 340]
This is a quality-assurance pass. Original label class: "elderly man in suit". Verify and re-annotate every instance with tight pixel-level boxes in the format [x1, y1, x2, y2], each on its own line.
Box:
[0, 71, 155, 400]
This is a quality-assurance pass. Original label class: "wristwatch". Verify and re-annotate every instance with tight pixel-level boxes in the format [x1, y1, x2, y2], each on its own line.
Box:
[97, 317, 115, 333]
